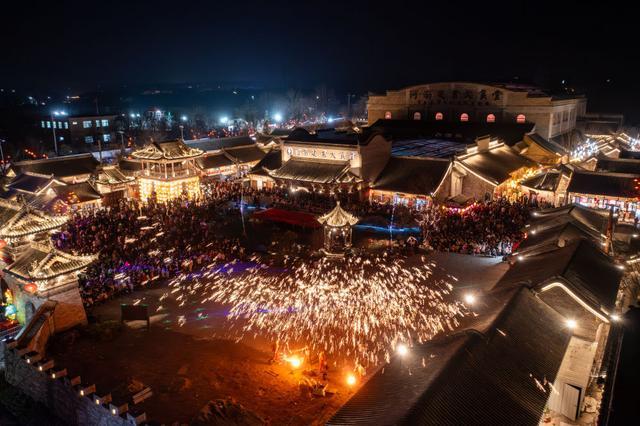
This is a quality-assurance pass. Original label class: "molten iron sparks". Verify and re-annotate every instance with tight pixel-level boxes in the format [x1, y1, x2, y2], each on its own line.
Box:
[165, 254, 465, 366]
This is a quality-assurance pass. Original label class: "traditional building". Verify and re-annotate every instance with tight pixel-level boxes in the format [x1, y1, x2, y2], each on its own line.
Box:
[249, 127, 391, 196]
[368, 82, 586, 141]
[129, 139, 204, 202]
[7, 153, 100, 184]
[566, 171, 640, 222]
[2, 241, 94, 330]
[369, 156, 451, 206]
[452, 136, 538, 201]
[520, 133, 570, 165]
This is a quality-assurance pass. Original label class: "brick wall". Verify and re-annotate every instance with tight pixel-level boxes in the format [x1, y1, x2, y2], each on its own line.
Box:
[3, 348, 139, 426]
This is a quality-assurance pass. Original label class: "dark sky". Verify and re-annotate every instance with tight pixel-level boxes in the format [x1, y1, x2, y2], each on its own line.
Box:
[1, 0, 636, 94]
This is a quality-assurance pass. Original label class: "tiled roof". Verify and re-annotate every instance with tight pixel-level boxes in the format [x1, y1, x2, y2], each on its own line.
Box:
[369, 119, 535, 146]
[0, 201, 67, 240]
[373, 157, 450, 195]
[248, 150, 282, 177]
[595, 158, 640, 175]
[526, 133, 569, 155]
[521, 170, 562, 192]
[4, 241, 95, 282]
[10, 154, 99, 179]
[499, 239, 622, 313]
[567, 171, 640, 198]
[317, 202, 359, 227]
[223, 145, 266, 163]
[269, 159, 360, 184]
[328, 288, 570, 426]
[186, 135, 255, 152]
[6, 172, 60, 194]
[131, 139, 203, 160]
[52, 182, 101, 204]
[197, 152, 235, 170]
[457, 145, 536, 185]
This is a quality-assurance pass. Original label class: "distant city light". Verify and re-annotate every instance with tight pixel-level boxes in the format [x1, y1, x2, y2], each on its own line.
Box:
[181, 115, 188, 122]
[53, 110, 67, 116]
[273, 113, 283, 123]
[220, 116, 229, 124]
[463, 293, 476, 305]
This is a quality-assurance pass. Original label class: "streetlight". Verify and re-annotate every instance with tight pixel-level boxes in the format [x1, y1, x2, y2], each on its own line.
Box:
[273, 113, 283, 123]
[179, 116, 188, 140]
[220, 116, 229, 125]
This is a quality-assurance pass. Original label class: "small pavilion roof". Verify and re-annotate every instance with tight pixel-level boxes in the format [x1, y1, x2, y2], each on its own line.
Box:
[131, 139, 203, 160]
[317, 202, 359, 227]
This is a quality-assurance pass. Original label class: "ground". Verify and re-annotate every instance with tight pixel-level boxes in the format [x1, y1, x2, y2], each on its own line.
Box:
[49, 251, 509, 424]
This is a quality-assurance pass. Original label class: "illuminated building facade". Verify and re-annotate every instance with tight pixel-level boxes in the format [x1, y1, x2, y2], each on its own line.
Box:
[368, 82, 587, 140]
[129, 139, 204, 203]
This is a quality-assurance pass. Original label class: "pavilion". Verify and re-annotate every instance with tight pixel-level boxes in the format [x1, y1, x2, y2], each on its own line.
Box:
[129, 139, 204, 202]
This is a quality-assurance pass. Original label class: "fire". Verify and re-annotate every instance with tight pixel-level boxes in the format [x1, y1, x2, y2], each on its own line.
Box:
[346, 373, 357, 386]
[284, 355, 302, 369]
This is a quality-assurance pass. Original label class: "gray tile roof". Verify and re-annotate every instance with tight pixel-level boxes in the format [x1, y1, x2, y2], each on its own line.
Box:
[328, 288, 571, 426]
[10, 154, 99, 179]
[457, 145, 536, 185]
[373, 157, 450, 195]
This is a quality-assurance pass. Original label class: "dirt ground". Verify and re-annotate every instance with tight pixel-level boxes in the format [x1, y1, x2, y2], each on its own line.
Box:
[50, 324, 354, 425]
[47, 250, 508, 424]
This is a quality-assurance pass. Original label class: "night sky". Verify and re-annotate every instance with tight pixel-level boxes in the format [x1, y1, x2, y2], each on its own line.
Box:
[1, 0, 636, 96]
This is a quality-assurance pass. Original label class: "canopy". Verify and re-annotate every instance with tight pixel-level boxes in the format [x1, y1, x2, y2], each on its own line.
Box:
[252, 208, 321, 228]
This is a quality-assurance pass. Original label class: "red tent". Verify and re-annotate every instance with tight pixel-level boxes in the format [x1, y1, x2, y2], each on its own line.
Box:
[252, 208, 321, 229]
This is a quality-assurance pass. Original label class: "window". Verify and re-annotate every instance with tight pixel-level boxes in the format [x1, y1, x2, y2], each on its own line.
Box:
[83, 120, 92, 128]
[57, 121, 63, 129]
[84, 136, 94, 144]
[41, 121, 46, 128]
[72, 121, 78, 125]
[413, 112, 421, 120]
[46, 121, 51, 128]
[64, 122, 69, 129]
[486, 113, 496, 123]
[103, 134, 111, 142]
[384, 111, 392, 119]
[96, 120, 101, 127]
[435, 112, 443, 121]
[516, 114, 526, 123]
[460, 113, 469, 122]
[101, 119, 109, 127]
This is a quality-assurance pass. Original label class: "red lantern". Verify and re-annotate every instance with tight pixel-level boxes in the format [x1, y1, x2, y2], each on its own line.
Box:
[24, 283, 38, 294]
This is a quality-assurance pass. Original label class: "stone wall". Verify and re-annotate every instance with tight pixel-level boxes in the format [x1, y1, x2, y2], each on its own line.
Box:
[3, 348, 143, 426]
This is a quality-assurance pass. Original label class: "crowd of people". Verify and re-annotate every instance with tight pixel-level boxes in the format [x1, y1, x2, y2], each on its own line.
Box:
[420, 199, 529, 256]
[54, 193, 244, 307]
[51, 179, 531, 306]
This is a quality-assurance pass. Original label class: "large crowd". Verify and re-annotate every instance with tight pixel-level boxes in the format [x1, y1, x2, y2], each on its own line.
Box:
[420, 199, 529, 256]
[52, 180, 531, 306]
[54, 190, 245, 307]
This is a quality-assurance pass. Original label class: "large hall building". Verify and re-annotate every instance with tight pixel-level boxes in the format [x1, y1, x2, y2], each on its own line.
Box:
[367, 82, 587, 142]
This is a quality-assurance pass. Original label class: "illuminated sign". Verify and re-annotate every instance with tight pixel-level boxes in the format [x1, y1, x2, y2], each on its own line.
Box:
[286, 146, 357, 162]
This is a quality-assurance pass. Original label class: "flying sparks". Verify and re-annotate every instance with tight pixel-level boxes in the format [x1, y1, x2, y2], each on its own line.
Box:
[165, 253, 466, 366]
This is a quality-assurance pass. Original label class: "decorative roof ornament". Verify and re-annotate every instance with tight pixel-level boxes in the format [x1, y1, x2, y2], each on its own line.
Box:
[131, 139, 203, 160]
[317, 201, 359, 227]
